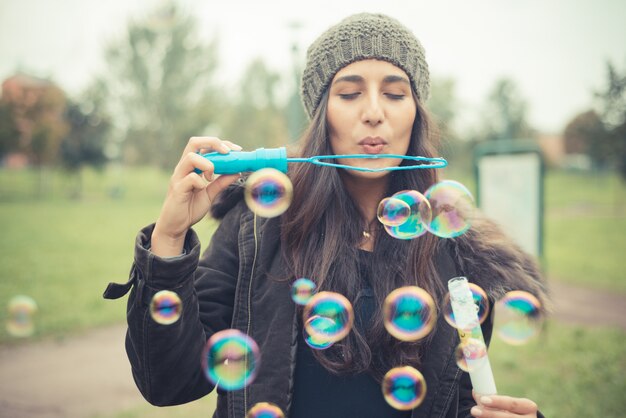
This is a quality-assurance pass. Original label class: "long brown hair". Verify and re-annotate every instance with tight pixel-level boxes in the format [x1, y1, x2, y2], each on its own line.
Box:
[281, 90, 444, 381]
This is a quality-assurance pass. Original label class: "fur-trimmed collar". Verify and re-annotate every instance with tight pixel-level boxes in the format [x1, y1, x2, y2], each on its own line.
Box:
[445, 213, 551, 314]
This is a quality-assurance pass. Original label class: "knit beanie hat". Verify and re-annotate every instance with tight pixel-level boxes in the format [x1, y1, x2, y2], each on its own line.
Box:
[300, 12, 430, 119]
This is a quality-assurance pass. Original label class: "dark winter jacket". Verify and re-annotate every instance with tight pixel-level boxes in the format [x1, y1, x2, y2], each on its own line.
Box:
[104, 189, 548, 418]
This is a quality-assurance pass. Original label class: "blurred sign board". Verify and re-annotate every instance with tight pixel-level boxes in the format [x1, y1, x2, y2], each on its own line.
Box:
[473, 140, 544, 258]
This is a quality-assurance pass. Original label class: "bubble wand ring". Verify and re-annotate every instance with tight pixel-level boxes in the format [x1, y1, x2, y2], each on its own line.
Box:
[289, 154, 447, 172]
[196, 147, 447, 175]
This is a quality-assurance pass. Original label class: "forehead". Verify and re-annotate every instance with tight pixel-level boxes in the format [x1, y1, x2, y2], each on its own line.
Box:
[332, 59, 409, 81]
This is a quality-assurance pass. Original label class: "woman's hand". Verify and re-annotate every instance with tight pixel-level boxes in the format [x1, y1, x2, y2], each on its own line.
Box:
[471, 392, 538, 417]
[151, 136, 242, 257]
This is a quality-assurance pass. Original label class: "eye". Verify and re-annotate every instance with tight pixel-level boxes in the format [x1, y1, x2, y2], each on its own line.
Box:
[385, 93, 406, 100]
[338, 92, 361, 100]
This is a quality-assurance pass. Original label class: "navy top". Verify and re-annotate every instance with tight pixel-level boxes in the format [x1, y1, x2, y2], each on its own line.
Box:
[290, 250, 412, 418]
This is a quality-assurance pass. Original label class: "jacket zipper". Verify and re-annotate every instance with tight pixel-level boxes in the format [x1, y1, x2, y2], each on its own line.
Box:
[244, 213, 259, 415]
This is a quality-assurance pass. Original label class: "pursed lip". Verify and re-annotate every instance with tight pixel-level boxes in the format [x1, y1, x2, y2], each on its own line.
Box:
[357, 136, 388, 146]
[357, 136, 388, 154]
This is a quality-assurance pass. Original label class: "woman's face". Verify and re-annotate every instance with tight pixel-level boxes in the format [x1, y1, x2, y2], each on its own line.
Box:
[326, 59, 417, 179]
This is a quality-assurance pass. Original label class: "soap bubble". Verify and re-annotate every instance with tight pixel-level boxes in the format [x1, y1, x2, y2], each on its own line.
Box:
[291, 278, 316, 305]
[495, 291, 543, 345]
[6, 295, 38, 337]
[377, 197, 411, 227]
[303, 315, 335, 350]
[383, 190, 432, 240]
[424, 180, 475, 238]
[303, 291, 354, 343]
[383, 286, 437, 341]
[150, 290, 182, 325]
[455, 338, 488, 372]
[244, 168, 293, 218]
[202, 329, 260, 390]
[382, 366, 427, 410]
[442, 283, 490, 329]
[246, 402, 285, 418]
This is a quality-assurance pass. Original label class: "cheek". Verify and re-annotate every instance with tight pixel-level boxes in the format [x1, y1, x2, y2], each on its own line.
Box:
[396, 109, 416, 146]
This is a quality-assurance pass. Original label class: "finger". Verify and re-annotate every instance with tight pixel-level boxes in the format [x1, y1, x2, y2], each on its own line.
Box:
[480, 395, 537, 414]
[171, 172, 210, 196]
[183, 136, 230, 156]
[221, 140, 243, 151]
[172, 152, 215, 181]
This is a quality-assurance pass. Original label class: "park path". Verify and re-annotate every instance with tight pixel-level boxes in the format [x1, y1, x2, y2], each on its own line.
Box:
[1, 279, 625, 418]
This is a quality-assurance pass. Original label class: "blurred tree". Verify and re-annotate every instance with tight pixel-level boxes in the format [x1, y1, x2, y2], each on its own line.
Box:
[594, 61, 626, 180]
[98, 1, 220, 169]
[60, 88, 112, 198]
[220, 58, 290, 150]
[427, 77, 472, 173]
[428, 77, 457, 140]
[0, 74, 68, 196]
[475, 77, 535, 142]
[0, 100, 20, 159]
[285, 22, 308, 143]
[563, 110, 609, 166]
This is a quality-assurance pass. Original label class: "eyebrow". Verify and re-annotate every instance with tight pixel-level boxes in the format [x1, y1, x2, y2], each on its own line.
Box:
[332, 74, 410, 86]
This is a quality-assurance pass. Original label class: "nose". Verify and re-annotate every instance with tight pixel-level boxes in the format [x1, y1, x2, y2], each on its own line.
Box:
[361, 92, 384, 126]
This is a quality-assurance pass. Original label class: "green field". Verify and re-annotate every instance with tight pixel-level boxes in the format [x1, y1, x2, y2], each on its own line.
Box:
[0, 166, 218, 343]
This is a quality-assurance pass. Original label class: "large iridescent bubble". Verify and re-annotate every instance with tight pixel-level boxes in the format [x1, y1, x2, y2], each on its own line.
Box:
[303, 291, 354, 343]
[494, 291, 543, 345]
[442, 282, 490, 330]
[383, 190, 432, 240]
[149, 290, 182, 325]
[424, 180, 475, 238]
[6, 295, 38, 338]
[382, 366, 427, 410]
[244, 168, 293, 218]
[383, 286, 437, 341]
[202, 329, 260, 390]
[246, 402, 285, 418]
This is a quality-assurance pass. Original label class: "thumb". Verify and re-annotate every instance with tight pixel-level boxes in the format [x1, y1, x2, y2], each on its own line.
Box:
[206, 173, 241, 202]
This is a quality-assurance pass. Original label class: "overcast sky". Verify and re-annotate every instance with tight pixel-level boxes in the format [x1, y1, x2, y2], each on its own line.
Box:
[1, 0, 625, 133]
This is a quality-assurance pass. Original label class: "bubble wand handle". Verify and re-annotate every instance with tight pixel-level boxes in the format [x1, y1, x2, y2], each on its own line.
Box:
[448, 277, 498, 396]
[196, 147, 447, 174]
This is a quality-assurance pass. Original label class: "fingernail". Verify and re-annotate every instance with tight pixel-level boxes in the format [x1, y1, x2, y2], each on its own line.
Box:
[480, 396, 492, 405]
[233, 144, 243, 151]
[471, 406, 482, 416]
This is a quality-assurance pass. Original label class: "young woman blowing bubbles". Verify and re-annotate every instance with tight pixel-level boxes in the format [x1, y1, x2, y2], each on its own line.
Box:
[105, 13, 548, 418]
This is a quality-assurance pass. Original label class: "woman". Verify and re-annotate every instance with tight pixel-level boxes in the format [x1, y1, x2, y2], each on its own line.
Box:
[104, 13, 548, 418]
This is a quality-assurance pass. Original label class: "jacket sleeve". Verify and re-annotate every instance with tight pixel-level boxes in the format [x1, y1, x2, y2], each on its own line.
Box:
[116, 203, 244, 406]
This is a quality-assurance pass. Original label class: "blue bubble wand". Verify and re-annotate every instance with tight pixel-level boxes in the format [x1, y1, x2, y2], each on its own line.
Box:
[197, 147, 447, 174]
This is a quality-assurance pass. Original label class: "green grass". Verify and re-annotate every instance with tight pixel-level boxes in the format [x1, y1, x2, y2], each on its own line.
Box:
[441, 168, 626, 292]
[489, 321, 626, 418]
[544, 170, 625, 291]
[0, 166, 217, 343]
[93, 321, 626, 418]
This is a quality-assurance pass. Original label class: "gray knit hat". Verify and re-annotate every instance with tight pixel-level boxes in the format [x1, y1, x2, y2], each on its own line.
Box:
[300, 13, 430, 119]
